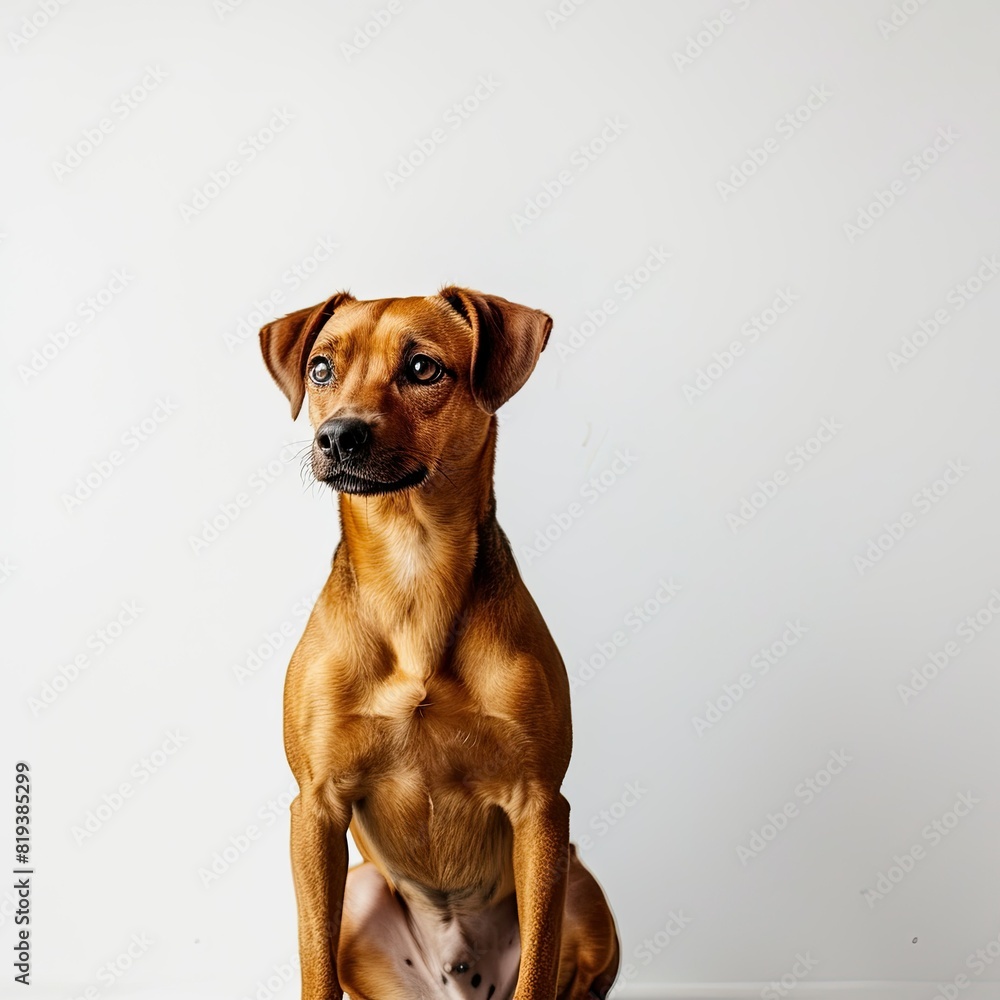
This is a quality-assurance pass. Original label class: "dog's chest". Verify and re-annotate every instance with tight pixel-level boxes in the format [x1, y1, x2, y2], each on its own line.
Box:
[366, 666, 499, 761]
[350, 667, 517, 899]
[359, 665, 516, 816]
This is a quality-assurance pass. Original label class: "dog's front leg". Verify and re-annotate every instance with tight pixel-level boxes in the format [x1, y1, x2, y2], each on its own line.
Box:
[290, 790, 350, 1000]
[510, 792, 571, 1000]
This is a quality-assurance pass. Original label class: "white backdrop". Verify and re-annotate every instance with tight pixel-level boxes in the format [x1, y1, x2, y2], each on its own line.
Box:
[4, 0, 1000, 997]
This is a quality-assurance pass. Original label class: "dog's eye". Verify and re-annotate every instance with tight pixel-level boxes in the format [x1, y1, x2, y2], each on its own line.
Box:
[309, 357, 333, 385]
[406, 354, 443, 384]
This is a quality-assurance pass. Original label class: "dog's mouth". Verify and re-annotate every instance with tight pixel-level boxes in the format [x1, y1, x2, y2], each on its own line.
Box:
[321, 466, 428, 496]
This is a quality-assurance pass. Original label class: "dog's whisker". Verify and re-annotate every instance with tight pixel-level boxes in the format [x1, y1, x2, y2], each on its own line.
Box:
[299, 452, 318, 490]
[435, 466, 458, 491]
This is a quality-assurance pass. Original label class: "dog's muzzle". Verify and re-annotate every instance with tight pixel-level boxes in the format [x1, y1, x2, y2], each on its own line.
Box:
[313, 417, 427, 496]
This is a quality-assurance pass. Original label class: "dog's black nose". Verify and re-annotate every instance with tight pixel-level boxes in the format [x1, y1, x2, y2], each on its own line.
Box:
[316, 417, 371, 462]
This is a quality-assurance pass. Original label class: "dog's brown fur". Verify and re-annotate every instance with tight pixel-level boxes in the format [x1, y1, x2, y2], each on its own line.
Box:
[259, 288, 619, 1000]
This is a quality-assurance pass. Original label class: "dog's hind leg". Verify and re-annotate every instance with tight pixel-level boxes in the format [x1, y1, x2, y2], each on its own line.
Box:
[556, 847, 620, 1000]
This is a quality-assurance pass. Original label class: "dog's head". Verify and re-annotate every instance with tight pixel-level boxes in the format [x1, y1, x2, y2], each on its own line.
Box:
[259, 288, 552, 496]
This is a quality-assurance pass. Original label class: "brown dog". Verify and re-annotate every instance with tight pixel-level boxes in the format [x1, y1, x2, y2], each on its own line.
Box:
[259, 288, 619, 1000]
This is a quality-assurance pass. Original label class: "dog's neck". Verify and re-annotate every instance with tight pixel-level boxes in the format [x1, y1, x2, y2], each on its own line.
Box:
[334, 418, 499, 658]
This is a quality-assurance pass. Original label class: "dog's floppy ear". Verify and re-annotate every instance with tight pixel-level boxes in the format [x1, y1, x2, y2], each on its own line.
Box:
[259, 291, 354, 419]
[439, 286, 553, 414]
